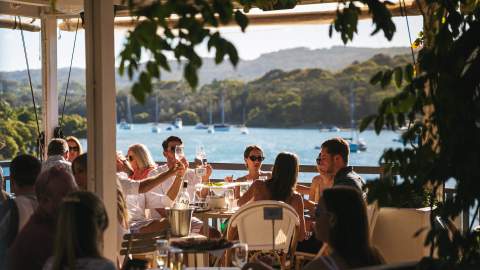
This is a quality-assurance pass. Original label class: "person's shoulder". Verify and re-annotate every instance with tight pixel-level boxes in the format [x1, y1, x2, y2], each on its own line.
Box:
[304, 256, 331, 270]
[77, 257, 116, 270]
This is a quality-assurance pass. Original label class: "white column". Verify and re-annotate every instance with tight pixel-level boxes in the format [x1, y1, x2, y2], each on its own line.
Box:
[41, 16, 58, 157]
[84, 0, 118, 260]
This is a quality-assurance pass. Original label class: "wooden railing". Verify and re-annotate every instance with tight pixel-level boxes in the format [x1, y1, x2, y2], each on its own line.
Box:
[2, 160, 477, 231]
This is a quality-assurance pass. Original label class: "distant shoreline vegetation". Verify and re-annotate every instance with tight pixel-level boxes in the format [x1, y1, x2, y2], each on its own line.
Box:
[0, 52, 409, 159]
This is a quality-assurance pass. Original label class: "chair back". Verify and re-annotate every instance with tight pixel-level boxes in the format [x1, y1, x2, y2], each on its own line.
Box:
[227, 200, 300, 253]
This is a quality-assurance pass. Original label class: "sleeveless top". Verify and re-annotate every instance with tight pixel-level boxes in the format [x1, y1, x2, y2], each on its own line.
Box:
[319, 256, 340, 270]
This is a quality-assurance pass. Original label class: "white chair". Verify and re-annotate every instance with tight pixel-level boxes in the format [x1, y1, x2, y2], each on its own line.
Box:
[226, 200, 300, 269]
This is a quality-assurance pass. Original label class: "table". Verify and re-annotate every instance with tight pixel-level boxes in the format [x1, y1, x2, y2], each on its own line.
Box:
[194, 208, 237, 236]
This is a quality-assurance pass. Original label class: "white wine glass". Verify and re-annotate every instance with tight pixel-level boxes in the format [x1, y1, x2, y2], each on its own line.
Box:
[233, 242, 248, 268]
[224, 189, 235, 210]
[155, 239, 169, 270]
[175, 145, 184, 161]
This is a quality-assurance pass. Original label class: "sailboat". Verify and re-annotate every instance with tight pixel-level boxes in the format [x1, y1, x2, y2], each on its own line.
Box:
[151, 94, 161, 133]
[207, 100, 215, 134]
[119, 95, 133, 130]
[213, 91, 230, 132]
[346, 86, 367, 152]
[240, 86, 249, 135]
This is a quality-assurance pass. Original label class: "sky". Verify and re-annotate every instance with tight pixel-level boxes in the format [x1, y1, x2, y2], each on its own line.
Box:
[0, 9, 423, 72]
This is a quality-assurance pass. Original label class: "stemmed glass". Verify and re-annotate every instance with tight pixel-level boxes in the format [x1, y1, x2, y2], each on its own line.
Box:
[175, 145, 184, 161]
[233, 243, 248, 268]
[225, 189, 235, 210]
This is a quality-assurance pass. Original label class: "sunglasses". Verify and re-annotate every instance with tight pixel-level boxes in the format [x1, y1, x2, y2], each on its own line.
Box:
[128, 155, 134, 162]
[69, 146, 80, 152]
[248, 155, 265, 162]
[316, 158, 321, 165]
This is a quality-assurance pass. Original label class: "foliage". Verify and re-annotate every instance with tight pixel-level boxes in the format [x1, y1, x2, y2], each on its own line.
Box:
[359, 2, 480, 268]
[119, 0, 396, 103]
[0, 100, 87, 160]
[60, 114, 87, 138]
[134, 112, 150, 123]
[175, 110, 200, 125]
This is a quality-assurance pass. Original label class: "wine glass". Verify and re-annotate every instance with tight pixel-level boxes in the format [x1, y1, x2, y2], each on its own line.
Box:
[155, 239, 169, 270]
[195, 145, 206, 164]
[175, 145, 184, 161]
[233, 243, 248, 267]
[225, 189, 235, 210]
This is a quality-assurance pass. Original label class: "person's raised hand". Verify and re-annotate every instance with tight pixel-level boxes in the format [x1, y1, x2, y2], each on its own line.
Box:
[224, 175, 234, 183]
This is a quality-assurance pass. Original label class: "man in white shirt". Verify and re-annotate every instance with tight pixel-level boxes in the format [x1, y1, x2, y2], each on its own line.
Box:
[145, 136, 214, 235]
[42, 138, 72, 173]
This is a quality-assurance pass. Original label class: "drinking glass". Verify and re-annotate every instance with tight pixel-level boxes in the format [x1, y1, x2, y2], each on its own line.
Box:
[195, 145, 206, 164]
[155, 239, 169, 270]
[175, 145, 184, 161]
[233, 243, 248, 267]
[225, 189, 235, 210]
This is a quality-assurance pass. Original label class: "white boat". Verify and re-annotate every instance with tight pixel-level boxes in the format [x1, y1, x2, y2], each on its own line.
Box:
[240, 126, 249, 135]
[151, 124, 161, 133]
[214, 123, 230, 132]
[174, 117, 183, 129]
[207, 125, 215, 134]
[119, 119, 132, 130]
[195, 122, 208, 129]
[329, 126, 340, 132]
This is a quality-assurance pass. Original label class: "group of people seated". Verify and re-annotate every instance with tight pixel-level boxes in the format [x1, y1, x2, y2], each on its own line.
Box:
[0, 135, 384, 270]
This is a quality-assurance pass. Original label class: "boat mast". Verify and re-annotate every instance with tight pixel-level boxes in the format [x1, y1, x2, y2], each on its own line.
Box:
[350, 83, 356, 140]
[126, 95, 133, 124]
[155, 93, 159, 124]
[220, 90, 225, 125]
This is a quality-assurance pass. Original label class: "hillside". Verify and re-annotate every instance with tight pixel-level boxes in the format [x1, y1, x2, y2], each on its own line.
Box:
[0, 46, 410, 89]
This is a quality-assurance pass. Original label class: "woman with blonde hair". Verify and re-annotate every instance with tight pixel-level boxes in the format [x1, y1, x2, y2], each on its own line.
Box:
[127, 144, 157, 180]
[65, 136, 83, 162]
[43, 191, 115, 270]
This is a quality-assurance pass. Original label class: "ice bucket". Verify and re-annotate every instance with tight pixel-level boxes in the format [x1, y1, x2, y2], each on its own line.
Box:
[166, 207, 194, 237]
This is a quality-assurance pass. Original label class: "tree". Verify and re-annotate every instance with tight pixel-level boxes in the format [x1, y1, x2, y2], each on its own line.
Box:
[121, 0, 480, 268]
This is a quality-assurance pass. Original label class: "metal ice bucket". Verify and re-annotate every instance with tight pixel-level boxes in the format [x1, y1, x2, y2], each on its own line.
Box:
[166, 207, 194, 237]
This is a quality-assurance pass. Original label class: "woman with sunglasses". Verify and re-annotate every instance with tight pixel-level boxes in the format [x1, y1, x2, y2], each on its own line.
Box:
[125, 144, 158, 222]
[227, 145, 271, 198]
[237, 152, 306, 241]
[66, 136, 83, 162]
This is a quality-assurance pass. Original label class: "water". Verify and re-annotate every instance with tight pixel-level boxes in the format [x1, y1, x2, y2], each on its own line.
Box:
[116, 124, 402, 181]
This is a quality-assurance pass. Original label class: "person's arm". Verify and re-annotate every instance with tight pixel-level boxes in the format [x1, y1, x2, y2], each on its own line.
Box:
[293, 193, 306, 241]
[166, 174, 184, 201]
[138, 161, 184, 194]
[296, 184, 310, 195]
[238, 180, 261, 206]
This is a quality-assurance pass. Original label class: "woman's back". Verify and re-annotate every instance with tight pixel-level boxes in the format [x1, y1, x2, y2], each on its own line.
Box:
[252, 180, 306, 240]
[43, 257, 116, 270]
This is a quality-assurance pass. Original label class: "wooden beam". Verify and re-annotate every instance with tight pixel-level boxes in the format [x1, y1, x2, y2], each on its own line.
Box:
[0, 18, 40, 31]
[0, 2, 42, 17]
[60, 1, 420, 30]
[84, 0, 118, 261]
[41, 15, 57, 159]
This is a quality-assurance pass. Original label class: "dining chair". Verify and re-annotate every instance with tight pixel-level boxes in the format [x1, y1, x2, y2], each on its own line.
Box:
[226, 200, 300, 270]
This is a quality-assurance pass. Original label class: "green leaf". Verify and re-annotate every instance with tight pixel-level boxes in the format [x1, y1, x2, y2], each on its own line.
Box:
[370, 71, 383, 85]
[359, 114, 377, 132]
[394, 66, 403, 88]
[381, 70, 393, 89]
[184, 63, 199, 89]
[405, 64, 414, 82]
[234, 10, 249, 32]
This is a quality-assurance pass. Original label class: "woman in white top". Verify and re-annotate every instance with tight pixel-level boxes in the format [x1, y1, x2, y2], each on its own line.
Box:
[43, 191, 116, 270]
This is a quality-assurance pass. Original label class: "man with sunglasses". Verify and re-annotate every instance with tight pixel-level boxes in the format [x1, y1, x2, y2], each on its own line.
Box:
[144, 136, 216, 236]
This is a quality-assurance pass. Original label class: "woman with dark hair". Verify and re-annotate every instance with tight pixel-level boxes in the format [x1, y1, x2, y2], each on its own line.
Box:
[237, 152, 306, 241]
[43, 191, 115, 270]
[304, 186, 384, 270]
[227, 145, 271, 198]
